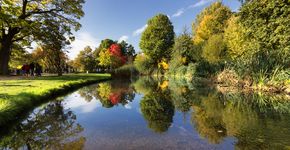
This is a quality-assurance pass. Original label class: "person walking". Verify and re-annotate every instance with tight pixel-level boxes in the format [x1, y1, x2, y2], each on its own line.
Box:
[29, 62, 35, 76]
[24, 64, 30, 76]
[35, 63, 42, 76]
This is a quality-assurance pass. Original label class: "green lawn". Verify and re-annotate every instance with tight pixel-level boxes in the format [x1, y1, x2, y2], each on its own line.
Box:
[0, 73, 111, 125]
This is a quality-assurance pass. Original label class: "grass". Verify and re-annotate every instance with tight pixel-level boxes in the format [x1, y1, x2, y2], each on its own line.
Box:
[0, 73, 111, 125]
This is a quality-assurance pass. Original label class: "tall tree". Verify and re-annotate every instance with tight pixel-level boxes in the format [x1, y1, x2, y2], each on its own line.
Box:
[74, 46, 96, 72]
[119, 40, 135, 64]
[192, 2, 232, 45]
[202, 34, 227, 64]
[119, 40, 136, 57]
[109, 43, 127, 67]
[0, 0, 85, 75]
[140, 14, 174, 67]
[31, 45, 68, 76]
[239, 0, 290, 72]
[172, 28, 198, 63]
[99, 39, 115, 50]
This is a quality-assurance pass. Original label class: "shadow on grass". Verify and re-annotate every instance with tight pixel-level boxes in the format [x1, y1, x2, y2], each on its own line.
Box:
[0, 94, 9, 99]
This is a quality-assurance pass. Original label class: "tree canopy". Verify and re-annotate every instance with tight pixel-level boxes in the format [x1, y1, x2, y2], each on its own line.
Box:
[140, 14, 175, 65]
[0, 0, 85, 75]
[192, 2, 232, 45]
[74, 46, 96, 72]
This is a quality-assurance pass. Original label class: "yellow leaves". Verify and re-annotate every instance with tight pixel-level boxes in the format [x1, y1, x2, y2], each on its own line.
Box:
[202, 34, 226, 63]
[158, 59, 169, 70]
[98, 49, 111, 67]
[194, 15, 215, 45]
[192, 2, 232, 45]
[97, 83, 111, 100]
[224, 16, 259, 60]
[159, 80, 169, 90]
[16, 65, 22, 69]
[181, 57, 187, 64]
[224, 16, 246, 59]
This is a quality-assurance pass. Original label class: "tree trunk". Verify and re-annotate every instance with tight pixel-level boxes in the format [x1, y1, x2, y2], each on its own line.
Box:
[56, 52, 62, 76]
[0, 41, 12, 75]
[0, 27, 20, 75]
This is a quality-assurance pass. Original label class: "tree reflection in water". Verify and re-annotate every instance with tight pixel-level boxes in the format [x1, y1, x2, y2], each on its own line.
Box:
[135, 76, 290, 149]
[140, 93, 175, 133]
[190, 91, 290, 149]
[78, 79, 136, 108]
[0, 101, 85, 149]
[1, 77, 289, 149]
[134, 77, 175, 133]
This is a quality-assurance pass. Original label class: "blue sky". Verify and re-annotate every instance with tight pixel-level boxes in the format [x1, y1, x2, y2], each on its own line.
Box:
[68, 0, 241, 59]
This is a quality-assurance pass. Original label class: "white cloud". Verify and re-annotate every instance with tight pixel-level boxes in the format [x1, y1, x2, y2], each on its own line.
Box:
[118, 35, 129, 42]
[172, 9, 185, 18]
[64, 93, 101, 113]
[170, 0, 214, 20]
[68, 32, 99, 59]
[124, 104, 132, 109]
[133, 24, 148, 36]
[188, 0, 214, 9]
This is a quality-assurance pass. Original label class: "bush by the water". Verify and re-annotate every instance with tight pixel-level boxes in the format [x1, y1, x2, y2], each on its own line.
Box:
[112, 64, 138, 77]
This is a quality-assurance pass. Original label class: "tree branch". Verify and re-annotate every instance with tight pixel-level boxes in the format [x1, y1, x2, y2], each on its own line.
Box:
[20, 8, 63, 19]
[22, 0, 28, 17]
[12, 35, 28, 42]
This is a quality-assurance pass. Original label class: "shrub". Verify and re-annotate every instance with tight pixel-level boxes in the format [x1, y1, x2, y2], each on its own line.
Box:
[134, 54, 154, 75]
[217, 69, 240, 86]
[196, 60, 224, 77]
[113, 64, 138, 77]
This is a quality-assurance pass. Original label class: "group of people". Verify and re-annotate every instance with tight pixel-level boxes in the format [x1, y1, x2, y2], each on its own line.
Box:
[21, 63, 42, 76]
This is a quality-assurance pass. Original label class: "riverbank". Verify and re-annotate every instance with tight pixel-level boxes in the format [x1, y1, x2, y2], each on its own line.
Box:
[0, 74, 111, 125]
[158, 74, 289, 98]
[214, 69, 290, 95]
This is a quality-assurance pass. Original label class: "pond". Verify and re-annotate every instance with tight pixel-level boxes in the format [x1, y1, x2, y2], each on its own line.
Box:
[1, 77, 290, 149]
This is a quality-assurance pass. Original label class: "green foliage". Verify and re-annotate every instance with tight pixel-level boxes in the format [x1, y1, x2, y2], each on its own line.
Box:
[140, 93, 174, 133]
[0, 101, 85, 149]
[99, 39, 115, 50]
[74, 46, 96, 72]
[239, 0, 290, 72]
[168, 54, 184, 75]
[193, 2, 232, 45]
[140, 14, 175, 65]
[0, 0, 85, 75]
[188, 2, 232, 78]
[169, 29, 199, 76]
[196, 60, 224, 77]
[113, 64, 138, 77]
[224, 16, 253, 60]
[186, 63, 197, 78]
[172, 29, 198, 63]
[119, 40, 136, 57]
[9, 49, 31, 69]
[31, 46, 67, 74]
[134, 54, 155, 75]
[202, 34, 227, 64]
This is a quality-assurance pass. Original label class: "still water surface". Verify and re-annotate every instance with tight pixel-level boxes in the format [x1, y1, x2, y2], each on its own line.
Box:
[1, 77, 290, 149]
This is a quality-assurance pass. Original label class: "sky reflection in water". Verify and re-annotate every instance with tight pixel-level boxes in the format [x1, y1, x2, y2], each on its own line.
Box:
[1, 77, 290, 150]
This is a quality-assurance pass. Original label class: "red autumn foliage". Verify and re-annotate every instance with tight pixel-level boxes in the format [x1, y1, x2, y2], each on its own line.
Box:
[109, 44, 127, 64]
[109, 93, 121, 105]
